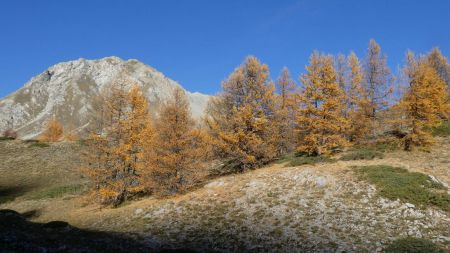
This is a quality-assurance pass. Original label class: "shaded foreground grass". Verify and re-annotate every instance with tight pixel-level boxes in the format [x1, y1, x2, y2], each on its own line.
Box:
[384, 237, 445, 253]
[0, 209, 160, 253]
[0, 186, 33, 204]
[354, 165, 450, 211]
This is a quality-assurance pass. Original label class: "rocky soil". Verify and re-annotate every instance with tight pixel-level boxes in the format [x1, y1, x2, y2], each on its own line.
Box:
[0, 139, 449, 252]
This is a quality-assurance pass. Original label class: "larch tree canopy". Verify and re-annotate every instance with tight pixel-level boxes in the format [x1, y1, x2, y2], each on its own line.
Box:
[274, 67, 298, 155]
[296, 52, 349, 156]
[151, 87, 210, 194]
[205, 56, 278, 170]
[346, 52, 372, 142]
[363, 39, 394, 134]
[83, 83, 154, 205]
[400, 52, 450, 150]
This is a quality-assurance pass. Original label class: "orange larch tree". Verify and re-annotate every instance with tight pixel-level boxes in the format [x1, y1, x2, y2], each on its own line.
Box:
[296, 52, 349, 156]
[362, 39, 394, 136]
[83, 83, 154, 205]
[205, 56, 278, 170]
[274, 67, 298, 155]
[399, 52, 450, 150]
[151, 87, 210, 194]
[346, 52, 372, 142]
[40, 118, 64, 142]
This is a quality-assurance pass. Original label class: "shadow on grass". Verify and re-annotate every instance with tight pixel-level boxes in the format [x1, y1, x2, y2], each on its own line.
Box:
[0, 209, 194, 253]
[0, 185, 35, 204]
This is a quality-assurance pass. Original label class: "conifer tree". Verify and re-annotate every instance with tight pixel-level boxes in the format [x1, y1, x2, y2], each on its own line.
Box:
[83, 84, 154, 205]
[296, 52, 349, 155]
[400, 52, 450, 150]
[363, 39, 393, 131]
[40, 118, 64, 142]
[427, 48, 450, 87]
[347, 52, 372, 142]
[205, 56, 278, 170]
[274, 67, 297, 154]
[151, 87, 209, 194]
[335, 53, 347, 92]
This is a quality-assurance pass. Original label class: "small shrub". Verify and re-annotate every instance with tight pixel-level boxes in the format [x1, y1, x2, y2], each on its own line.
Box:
[355, 165, 450, 211]
[2, 128, 17, 140]
[40, 118, 64, 142]
[432, 121, 450, 137]
[384, 237, 444, 253]
[340, 149, 384, 161]
[279, 153, 335, 167]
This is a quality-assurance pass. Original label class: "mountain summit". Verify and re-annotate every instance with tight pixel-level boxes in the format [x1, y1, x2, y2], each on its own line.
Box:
[0, 57, 210, 139]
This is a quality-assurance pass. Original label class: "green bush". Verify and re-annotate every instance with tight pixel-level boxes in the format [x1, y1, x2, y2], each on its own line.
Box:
[340, 149, 384, 161]
[279, 153, 335, 167]
[384, 237, 444, 253]
[432, 121, 450, 137]
[355, 165, 449, 211]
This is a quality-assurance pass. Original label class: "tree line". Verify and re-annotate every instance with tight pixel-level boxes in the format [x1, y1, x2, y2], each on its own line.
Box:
[30, 39, 450, 205]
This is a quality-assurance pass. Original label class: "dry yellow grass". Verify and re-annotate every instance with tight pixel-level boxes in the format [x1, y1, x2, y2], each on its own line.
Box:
[1, 138, 449, 251]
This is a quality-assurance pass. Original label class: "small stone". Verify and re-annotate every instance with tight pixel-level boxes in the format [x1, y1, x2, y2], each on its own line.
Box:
[405, 203, 415, 209]
[135, 208, 143, 215]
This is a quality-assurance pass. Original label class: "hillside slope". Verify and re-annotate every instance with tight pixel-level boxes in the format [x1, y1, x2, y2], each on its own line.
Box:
[0, 57, 209, 139]
[0, 139, 449, 252]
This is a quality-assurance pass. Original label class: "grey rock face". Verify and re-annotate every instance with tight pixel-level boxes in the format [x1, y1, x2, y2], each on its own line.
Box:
[0, 56, 210, 139]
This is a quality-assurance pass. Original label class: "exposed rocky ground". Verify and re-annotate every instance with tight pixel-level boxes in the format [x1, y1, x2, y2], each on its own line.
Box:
[0, 138, 449, 252]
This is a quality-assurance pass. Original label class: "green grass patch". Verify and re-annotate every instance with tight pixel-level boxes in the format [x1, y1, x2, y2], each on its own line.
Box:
[384, 237, 444, 253]
[432, 121, 450, 137]
[0, 136, 15, 141]
[354, 165, 449, 211]
[340, 148, 384, 161]
[278, 153, 335, 167]
[23, 139, 39, 143]
[27, 141, 50, 148]
[28, 185, 84, 200]
[0, 195, 17, 204]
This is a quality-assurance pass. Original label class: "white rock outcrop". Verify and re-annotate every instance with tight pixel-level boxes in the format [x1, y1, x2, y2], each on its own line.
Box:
[0, 57, 210, 139]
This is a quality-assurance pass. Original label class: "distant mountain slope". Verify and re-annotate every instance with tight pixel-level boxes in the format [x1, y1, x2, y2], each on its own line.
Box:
[0, 57, 210, 139]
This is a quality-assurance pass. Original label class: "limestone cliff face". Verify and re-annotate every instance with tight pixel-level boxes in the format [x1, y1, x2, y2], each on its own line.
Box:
[0, 57, 210, 139]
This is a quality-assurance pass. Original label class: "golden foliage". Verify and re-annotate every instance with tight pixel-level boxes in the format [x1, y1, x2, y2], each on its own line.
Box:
[83, 83, 154, 205]
[40, 118, 64, 142]
[363, 39, 393, 135]
[63, 126, 79, 142]
[399, 52, 450, 150]
[346, 52, 372, 142]
[150, 87, 210, 194]
[426, 47, 450, 88]
[274, 67, 298, 155]
[296, 52, 349, 155]
[205, 56, 278, 170]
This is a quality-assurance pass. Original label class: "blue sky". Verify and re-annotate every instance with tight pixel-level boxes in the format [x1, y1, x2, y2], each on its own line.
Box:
[0, 0, 449, 98]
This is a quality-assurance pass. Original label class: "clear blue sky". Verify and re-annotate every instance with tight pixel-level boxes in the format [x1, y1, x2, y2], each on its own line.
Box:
[0, 0, 449, 98]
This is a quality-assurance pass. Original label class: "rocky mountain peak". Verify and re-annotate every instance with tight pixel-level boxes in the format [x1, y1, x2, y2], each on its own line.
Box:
[0, 57, 210, 139]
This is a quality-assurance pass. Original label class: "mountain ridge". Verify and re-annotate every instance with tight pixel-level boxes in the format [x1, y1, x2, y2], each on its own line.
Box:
[0, 56, 210, 139]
